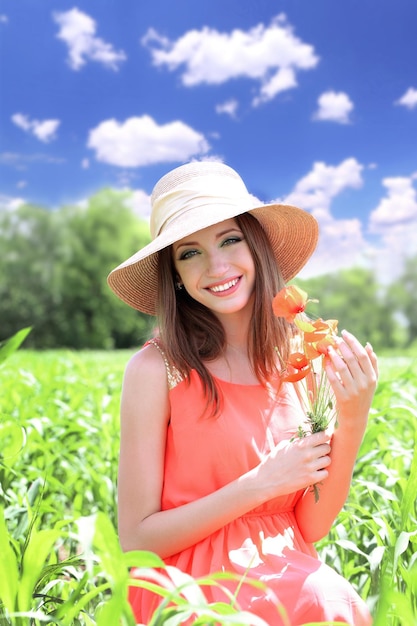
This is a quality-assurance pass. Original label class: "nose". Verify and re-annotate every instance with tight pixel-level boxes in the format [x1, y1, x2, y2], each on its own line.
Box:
[206, 249, 229, 277]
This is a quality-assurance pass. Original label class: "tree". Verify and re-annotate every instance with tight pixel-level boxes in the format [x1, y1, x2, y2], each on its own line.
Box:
[294, 268, 399, 350]
[387, 255, 417, 347]
[0, 190, 154, 348]
[0, 203, 65, 346]
[55, 189, 154, 348]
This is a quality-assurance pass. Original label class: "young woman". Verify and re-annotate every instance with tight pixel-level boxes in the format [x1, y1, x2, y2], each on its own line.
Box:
[108, 161, 378, 625]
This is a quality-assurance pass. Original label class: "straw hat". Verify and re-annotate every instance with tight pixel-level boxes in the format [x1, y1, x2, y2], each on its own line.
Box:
[107, 161, 318, 315]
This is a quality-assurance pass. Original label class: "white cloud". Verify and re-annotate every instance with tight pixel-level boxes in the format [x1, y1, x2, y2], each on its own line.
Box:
[0, 14, 8, 23]
[395, 87, 417, 110]
[0, 194, 26, 211]
[215, 99, 239, 118]
[369, 176, 417, 231]
[313, 91, 354, 124]
[53, 8, 126, 71]
[284, 158, 363, 218]
[12, 113, 32, 132]
[282, 161, 417, 282]
[124, 189, 152, 221]
[142, 14, 319, 106]
[87, 115, 210, 167]
[72, 187, 152, 221]
[11, 113, 60, 143]
[81, 158, 90, 169]
[32, 120, 61, 142]
[16, 181, 27, 189]
[368, 175, 417, 282]
[0, 152, 65, 167]
[253, 67, 297, 107]
[282, 158, 369, 276]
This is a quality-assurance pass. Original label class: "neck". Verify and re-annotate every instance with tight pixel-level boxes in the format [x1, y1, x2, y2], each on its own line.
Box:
[221, 314, 251, 352]
[205, 309, 257, 384]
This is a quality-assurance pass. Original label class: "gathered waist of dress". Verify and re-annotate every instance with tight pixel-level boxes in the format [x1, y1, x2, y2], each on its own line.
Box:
[239, 505, 295, 519]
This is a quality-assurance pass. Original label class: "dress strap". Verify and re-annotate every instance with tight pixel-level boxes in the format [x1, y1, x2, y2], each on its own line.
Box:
[147, 338, 184, 391]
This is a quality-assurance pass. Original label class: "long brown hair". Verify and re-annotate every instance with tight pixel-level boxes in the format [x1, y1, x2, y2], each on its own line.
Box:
[156, 213, 292, 413]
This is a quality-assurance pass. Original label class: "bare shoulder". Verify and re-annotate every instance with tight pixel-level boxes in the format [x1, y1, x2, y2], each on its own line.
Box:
[121, 342, 170, 427]
[123, 342, 168, 388]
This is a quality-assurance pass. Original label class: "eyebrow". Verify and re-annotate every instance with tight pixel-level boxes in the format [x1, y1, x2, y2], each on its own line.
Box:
[175, 227, 241, 251]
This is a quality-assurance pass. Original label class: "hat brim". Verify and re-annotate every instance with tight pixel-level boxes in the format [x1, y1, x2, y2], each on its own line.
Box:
[107, 201, 318, 316]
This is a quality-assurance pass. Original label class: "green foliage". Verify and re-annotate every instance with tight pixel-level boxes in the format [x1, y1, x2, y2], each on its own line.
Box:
[0, 328, 32, 367]
[386, 255, 417, 346]
[1, 192, 417, 350]
[0, 345, 416, 624]
[317, 358, 417, 624]
[0, 191, 154, 349]
[294, 268, 399, 350]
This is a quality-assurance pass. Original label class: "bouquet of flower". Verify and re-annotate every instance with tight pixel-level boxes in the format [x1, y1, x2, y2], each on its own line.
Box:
[272, 285, 338, 501]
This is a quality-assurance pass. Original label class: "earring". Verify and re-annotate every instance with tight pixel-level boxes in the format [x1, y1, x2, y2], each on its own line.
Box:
[175, 281, 183, 291]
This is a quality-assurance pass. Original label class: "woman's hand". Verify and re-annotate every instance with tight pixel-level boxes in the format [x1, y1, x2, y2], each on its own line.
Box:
[253, 431, 332, 501]
[296, 330, 378, 542]
[324, 329, 378, 428]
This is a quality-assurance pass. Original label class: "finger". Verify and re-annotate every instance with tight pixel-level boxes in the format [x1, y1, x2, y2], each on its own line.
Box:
[312, 467, 330, 484]
[339, 330, 375, 376]
[326, 344, 354, 383]
[340, 331, 379, 391]
[309, 430, 331, 446]
[324, 350, 354, 399]
[328, 332, 373, 388]
[315, 450, 331, 468]
[365, 341, 379, 378]
[316, 443, 332, 460]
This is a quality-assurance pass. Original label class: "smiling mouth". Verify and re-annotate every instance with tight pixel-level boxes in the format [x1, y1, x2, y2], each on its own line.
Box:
[208, 278, 240, 293]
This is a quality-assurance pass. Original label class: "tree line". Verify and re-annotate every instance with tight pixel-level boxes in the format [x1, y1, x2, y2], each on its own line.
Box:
[0, 190, 416, 351]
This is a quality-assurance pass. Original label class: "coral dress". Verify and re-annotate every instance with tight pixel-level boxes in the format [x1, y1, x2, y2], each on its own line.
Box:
[128, 347, 372, 626]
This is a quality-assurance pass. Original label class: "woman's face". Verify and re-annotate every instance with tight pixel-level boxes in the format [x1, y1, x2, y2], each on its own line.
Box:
[172, 218, 256, 318]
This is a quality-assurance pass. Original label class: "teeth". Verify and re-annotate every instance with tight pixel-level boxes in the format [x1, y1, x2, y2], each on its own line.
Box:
[210, 278, 239, 293]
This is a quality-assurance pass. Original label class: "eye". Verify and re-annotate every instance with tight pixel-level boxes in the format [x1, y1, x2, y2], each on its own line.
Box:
[222, 236, 243, 247]
[178, 248, 199, 261]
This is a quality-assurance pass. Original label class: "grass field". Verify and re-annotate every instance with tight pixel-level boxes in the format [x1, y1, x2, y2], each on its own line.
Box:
[0, 347, 416, 625]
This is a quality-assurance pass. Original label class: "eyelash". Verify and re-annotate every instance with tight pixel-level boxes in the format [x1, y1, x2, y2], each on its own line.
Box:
[178, 236, 243, 261]
[179, 249, 198, 261]
[223, 236, 242, 246]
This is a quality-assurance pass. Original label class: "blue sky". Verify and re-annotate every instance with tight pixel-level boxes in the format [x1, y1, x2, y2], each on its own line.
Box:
[1, 0, 417, 283]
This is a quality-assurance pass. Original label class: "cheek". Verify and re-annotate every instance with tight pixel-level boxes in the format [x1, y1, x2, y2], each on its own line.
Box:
[175, 264, 199, 287]
[238, 248, 256, 274]
[173, 259, 188, 281]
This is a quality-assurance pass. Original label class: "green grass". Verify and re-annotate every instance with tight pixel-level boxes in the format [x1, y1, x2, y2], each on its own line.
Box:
[0, 348, 416, 625]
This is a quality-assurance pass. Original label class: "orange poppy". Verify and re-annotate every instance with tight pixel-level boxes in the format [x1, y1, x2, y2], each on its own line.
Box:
[287, 352, 309, 370]
[304, 333, 337, 360]
[283, 368, 310, 383]
[282, 351, 311, 382]
[272, 285, 309, 323]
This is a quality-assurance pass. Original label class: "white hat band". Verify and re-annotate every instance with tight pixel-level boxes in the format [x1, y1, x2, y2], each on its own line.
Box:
[151, 175, 252, 238]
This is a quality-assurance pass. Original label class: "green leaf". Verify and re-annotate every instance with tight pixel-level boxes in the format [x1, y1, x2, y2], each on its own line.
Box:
[0, 419, 26, 461]
[368, 545, 386, 573]
[393, 530, 417, 573]
[17, 527, 60, 612]
[123, 550, 166, 569]
[165, 565, 208, 605]
[0, 327, 31, 365]
[0, 507, 19, 614]
[401, 435, 417, 528]
[96, 594, 137, 626]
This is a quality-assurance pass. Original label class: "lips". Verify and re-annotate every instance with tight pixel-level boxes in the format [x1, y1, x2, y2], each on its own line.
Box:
[207, 277, 240, 293]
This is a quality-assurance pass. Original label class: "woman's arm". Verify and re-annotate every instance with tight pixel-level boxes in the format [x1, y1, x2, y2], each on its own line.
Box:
[117, 345, 333, 559]
[295, 330, 379, 542]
